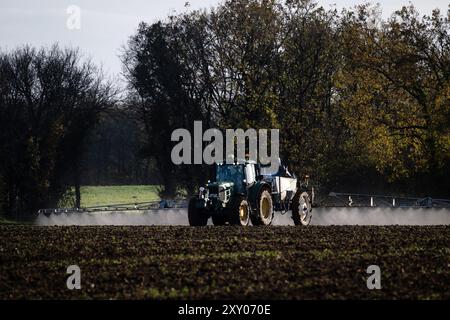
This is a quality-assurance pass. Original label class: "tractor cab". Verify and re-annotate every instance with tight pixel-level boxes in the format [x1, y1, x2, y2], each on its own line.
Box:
[214, 161, 257, 193]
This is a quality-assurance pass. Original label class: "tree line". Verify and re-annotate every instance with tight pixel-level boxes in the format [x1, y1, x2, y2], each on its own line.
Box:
[122, 0, 450, 198]
[0, 46, 116, 216]
[0, 0, 449, 217]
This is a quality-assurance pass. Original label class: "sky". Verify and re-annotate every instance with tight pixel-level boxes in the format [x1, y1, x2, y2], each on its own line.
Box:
[0, 0, 448, 80]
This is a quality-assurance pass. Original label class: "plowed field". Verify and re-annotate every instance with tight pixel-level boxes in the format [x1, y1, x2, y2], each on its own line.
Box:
[0, 226, 448, 299]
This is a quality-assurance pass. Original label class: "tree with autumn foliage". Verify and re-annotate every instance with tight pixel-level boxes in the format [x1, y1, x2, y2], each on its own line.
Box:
[337, 4, 450, 195]
[123, 0, 449, 197]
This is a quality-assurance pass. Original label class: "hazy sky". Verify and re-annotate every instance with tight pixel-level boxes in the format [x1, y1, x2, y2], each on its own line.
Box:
[0, 0, 448, 79]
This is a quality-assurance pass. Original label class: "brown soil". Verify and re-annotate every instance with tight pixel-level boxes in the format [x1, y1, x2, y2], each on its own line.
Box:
[0, 225, 448, 299]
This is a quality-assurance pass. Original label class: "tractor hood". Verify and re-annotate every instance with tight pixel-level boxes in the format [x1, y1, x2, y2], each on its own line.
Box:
[206, 181, 233, 203]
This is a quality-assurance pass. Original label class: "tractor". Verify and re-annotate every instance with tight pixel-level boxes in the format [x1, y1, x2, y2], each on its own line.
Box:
[188, 159, 314, 226]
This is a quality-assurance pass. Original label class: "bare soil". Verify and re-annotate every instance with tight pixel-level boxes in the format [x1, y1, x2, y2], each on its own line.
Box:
[0, 225, 448, 299]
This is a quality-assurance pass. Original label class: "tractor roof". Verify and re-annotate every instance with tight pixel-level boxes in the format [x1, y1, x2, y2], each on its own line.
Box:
[216, 159, 257, 165]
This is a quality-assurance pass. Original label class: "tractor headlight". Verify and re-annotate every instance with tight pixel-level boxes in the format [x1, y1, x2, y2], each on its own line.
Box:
[199, 187, 205, 198]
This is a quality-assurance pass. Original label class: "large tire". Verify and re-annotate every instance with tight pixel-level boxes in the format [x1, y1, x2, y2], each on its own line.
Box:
[188, 198, 208, 226]
[250, 189, 274, 226]
[291, 191, 312, 226]
[227, 196, 250, 226]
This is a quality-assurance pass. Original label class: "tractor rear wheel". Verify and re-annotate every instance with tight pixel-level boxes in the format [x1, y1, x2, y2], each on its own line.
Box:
[188, 198, 208, 226]
[227, 196, 250, 226]
[291, 191, 312, 226]
[251, 189, 274, 226]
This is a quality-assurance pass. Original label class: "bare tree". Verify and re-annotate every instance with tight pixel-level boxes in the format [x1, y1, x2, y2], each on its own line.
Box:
[0, 45, 117, 216]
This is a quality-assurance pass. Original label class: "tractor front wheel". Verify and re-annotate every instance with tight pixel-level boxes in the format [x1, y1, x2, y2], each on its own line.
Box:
[251, 189, 274, 226]
[188, 198, 208, 226]
[227, 196, 250, 226]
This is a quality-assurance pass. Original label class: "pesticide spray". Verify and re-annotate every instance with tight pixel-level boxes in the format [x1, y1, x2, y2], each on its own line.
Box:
[36, 207, 450, 226]
[273, 207, 450, 225]
[35, 209, 188, 226]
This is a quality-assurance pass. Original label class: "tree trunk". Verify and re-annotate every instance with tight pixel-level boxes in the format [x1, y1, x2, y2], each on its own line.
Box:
[74, 165, 81, 208]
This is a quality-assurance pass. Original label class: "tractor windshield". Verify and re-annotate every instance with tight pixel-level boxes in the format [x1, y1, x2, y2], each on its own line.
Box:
[216, 164, 244, 186]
